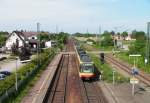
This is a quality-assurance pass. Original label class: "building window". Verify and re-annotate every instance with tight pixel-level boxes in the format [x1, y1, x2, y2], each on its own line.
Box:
[32, 37, 35, 39]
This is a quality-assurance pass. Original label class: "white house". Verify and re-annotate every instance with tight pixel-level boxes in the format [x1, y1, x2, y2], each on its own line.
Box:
[5, 31, 38, 50]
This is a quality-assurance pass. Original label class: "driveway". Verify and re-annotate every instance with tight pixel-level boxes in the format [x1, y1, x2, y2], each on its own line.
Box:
[0, 58, 24, 72]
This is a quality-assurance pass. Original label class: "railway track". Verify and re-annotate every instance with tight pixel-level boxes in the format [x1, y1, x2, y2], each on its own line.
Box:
[44, 54, 69, 103]
[105, 55, 150, 86]
[82, 81, 108, 103]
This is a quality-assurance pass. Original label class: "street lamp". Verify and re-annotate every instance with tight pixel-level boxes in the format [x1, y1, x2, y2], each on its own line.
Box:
[112, 66, 116, 85]
[113, 70, 116, 85]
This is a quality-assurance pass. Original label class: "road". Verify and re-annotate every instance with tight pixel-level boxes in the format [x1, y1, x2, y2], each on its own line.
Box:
[0, 56, 24, 72]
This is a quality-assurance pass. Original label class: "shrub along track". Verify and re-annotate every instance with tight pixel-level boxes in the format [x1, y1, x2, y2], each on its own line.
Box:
[105, 54, 150, 86]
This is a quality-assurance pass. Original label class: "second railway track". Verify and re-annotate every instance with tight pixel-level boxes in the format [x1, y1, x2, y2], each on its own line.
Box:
[105, 55, 150, 86]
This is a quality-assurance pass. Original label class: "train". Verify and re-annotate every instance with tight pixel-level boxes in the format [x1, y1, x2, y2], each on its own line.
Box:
[75, 46, 100, 80]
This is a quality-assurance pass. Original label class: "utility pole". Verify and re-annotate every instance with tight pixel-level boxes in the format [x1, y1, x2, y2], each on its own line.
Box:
[86, 28, 89, 34]
[145, 22, 150, 65]
[99, 26, 101, 47]
[99, 26, 101, 35]
[56, 25, 59, 34]
[37, 22, 41, 65]
[113, 70, 116, 85]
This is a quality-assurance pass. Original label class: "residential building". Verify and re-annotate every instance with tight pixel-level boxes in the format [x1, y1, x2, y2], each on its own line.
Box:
[5, 31, 38, 50]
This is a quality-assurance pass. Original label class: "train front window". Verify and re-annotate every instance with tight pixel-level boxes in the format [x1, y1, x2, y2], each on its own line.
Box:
[81, 66, 94, 73]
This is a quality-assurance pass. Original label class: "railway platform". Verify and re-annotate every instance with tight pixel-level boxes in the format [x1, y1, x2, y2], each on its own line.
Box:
[21, 53, 62, 103]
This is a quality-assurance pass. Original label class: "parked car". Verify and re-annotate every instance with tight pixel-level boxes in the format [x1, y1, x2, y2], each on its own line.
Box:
[0, 71, 12, 76]
[0, 74, 6, 80]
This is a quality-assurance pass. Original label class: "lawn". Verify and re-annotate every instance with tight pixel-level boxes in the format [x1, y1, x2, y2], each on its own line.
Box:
[89, 53, 129, 83]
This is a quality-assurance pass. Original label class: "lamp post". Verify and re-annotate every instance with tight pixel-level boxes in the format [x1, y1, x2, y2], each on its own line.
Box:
[113, 70, 116, 85]
[37, 22, 41, 66]
[112, 66, 116, 85]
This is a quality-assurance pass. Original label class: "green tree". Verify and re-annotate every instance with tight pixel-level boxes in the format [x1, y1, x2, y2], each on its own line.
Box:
[121, 31, 128, 40]
[129, 31, 146, 56]
[37, 33, 50, 41]
[0, 32, 8, 47]
[134, 31, 145, 40]
[101, 32, 113, 46]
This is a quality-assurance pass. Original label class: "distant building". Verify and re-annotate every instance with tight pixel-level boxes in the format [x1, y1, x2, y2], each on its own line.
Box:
[86, 41, 93, 45]
[124, 34, 135, 41]
[5, 31, 38, 50]
[45, 40, 57, 48]
[112, 34, 135, 41]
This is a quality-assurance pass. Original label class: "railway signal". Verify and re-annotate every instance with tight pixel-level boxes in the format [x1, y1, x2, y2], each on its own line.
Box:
[100, 53, 104, 64]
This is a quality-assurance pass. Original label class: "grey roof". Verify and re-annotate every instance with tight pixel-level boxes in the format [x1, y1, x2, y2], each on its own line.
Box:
[22, 32, 38, 38]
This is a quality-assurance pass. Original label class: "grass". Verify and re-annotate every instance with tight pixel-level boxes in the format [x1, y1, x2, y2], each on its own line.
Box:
[89, 53, 129, 83]
[122, 40, 135, 45]
[83, 43, 114, 51]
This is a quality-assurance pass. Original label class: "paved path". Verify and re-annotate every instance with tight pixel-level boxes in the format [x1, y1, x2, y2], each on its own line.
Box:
[105, 83, 150, 103]
[98, 81, 150, 103]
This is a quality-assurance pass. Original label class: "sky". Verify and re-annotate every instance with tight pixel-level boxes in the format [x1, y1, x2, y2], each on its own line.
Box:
[0, 0, 150, 33]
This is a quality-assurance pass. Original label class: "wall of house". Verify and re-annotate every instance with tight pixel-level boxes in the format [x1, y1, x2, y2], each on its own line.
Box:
[45, 41, 52, 48]
[5, 33, 24, 50]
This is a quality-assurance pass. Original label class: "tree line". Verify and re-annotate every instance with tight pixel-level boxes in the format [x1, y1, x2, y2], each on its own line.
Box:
[0, 32, 9, 47]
